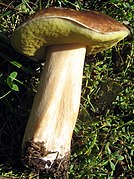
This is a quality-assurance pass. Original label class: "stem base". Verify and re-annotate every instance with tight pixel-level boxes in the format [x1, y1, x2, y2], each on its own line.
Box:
[22, 139, 70, 178]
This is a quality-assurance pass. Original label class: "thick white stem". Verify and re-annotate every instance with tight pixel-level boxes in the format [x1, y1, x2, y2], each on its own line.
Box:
[22, 44, 86, 164]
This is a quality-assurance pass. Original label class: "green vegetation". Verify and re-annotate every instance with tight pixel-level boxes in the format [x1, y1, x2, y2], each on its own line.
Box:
[0, 0, 133, 178]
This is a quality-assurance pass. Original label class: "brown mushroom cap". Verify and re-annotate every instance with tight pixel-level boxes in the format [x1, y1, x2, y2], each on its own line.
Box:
[12, 7, 129, 61]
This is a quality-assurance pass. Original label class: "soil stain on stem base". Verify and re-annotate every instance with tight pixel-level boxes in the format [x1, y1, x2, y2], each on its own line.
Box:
[22, 139, 70, 178]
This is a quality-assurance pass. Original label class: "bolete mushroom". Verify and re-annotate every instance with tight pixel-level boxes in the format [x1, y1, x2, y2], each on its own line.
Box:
[11, 7, 129, 177]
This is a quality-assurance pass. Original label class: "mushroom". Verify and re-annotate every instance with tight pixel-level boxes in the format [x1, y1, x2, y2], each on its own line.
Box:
[11, 7, 129, 177]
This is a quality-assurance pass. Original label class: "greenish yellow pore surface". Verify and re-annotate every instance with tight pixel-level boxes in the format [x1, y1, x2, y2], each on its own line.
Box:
[12, 17, 128, 61]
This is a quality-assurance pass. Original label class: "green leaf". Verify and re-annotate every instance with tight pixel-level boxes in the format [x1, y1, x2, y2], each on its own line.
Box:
[12, 84, 19, 91]
[6, 72, 19, 91]
[6, 76, 12, 86]
[9, 71, 18, 80]
[109, 160, 115, 171]
[10, 61, 22, 68]
[0, 72, 3, 78]
[7, 72, 18, 85]
[116, 154, 124, 161]
[105, 142, 111, 155]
